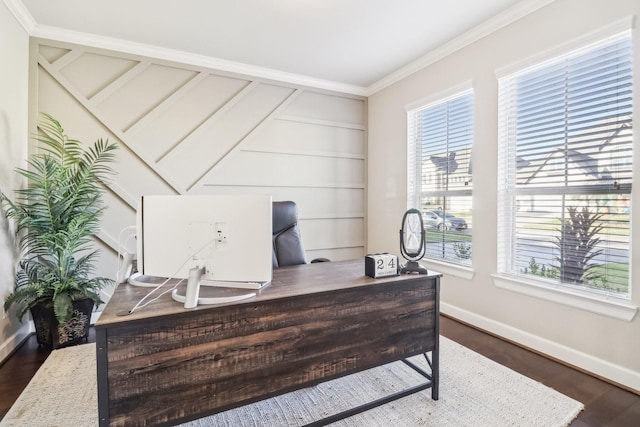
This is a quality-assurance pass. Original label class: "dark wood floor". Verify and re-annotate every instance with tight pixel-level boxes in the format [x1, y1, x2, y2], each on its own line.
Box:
[1, 315, 638, 425]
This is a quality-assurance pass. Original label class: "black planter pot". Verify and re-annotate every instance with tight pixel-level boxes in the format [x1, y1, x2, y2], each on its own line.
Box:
[30, 298, 94, 349]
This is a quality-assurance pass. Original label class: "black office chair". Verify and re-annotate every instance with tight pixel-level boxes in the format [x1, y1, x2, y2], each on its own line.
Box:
[272, 201, 329, 268]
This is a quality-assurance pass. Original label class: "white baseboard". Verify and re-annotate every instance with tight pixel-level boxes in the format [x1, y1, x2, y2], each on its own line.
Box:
[0, 323, 31, 364]
[1, 311, 103, 364]
[441, 302, 640, 393]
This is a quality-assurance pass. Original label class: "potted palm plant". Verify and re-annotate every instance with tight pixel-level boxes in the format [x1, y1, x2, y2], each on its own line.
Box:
[2, 114, 117, 348]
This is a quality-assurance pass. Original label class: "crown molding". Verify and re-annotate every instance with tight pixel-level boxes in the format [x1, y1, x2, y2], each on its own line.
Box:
[31, 24, 369, 97]
[3, 0, 35, 32]
[365, 0, 558, 96]
[6, 0, 555, 98]
[4, 1, 368, 96]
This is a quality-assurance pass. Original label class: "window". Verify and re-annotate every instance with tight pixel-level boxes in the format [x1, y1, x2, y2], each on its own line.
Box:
[497, 31, 632, 298]
[407, 88, 473, 266]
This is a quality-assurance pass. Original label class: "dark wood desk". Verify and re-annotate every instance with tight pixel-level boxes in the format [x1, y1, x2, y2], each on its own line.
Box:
[96, 259, 441, 427]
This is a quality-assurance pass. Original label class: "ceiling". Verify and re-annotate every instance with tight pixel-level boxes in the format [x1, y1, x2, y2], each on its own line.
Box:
[11, 0, 551, 95]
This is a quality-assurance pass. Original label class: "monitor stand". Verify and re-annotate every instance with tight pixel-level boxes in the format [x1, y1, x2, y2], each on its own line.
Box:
[170, 266, 256, 308]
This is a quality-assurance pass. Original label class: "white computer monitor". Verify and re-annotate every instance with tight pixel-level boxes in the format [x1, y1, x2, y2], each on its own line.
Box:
[134, 194, 272, 307]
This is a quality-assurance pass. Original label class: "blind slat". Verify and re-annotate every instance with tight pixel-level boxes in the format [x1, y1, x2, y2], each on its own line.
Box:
[497, 30, 632, 297]
[407, 90, 474, 266]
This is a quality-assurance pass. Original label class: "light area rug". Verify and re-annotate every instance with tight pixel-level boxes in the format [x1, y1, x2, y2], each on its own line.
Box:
[1, 336, 583, 427]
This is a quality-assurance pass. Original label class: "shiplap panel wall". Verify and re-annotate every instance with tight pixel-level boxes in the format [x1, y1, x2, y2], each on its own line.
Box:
[32, 39, 366, 305]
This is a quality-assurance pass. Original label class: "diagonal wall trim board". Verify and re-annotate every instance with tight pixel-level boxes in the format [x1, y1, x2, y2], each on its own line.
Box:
[47, 48, 83, 71]
[95, 230, 118, 255]
[33, 40, 367, 306]
[158, 80, 260, 164]
[186, 88, 303, 192]
[124, 72, 209, 138]
[37, 53, 181, 194]
[105, 180, 138, 211]
[88, 60, 150, 106]
[156, 83, 299, 193]
[129, 75, 252, 170]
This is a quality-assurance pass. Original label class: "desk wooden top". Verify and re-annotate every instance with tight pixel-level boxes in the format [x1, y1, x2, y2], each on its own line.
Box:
[96, 259, 441, 328]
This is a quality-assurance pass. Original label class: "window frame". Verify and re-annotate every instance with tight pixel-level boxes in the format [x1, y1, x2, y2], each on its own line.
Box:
[494, 20, 637, 320]
[406, 82, 474, 274]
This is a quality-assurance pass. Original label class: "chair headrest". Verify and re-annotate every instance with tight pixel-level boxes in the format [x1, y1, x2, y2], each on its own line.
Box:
[272, 201, 298, 235]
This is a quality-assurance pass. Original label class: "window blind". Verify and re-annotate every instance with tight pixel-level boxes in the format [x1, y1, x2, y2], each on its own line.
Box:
[407, 90, 473, 265]
[497, 31, 632, 296]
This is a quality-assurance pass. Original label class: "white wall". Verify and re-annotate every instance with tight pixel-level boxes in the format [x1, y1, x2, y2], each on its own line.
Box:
[369, 0, 640, 391]
[0, 0, 30, 361]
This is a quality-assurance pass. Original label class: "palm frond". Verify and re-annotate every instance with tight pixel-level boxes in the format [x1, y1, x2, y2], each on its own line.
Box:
[35, 113, 85, 168]
[2, 114, 118, 323]
[53, 292, 74, 323]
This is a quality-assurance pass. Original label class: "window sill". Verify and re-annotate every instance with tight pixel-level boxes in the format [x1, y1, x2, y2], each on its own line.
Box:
[491, 273, 638, 321]
[421, 259, 474, 280]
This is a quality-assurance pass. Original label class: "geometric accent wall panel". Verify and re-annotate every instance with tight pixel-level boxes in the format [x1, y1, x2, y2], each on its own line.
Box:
[33, 39, 367, 304]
